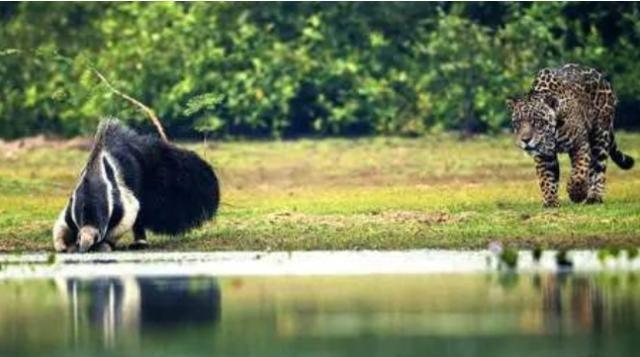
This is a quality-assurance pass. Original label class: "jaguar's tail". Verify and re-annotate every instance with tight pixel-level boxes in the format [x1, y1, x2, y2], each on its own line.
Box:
[610, 134, 635, 170]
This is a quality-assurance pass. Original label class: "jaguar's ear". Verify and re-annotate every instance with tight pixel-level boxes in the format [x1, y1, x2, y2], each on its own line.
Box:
[505, 97, 520, 111]
[543, 94, 559, 111]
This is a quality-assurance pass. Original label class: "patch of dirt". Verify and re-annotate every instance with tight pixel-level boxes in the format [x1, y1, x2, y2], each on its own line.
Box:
[0, 237, 48, 253]
[379, 210, 464, 224]
[1, 135, 93, 158]
[264, 210, 467, 227]
[525, 211, 570, 224]
[220, 164, 535, 191]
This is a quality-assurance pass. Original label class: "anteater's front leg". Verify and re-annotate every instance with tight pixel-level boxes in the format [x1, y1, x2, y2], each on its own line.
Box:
[92, 241, 113, 252]
[52, 208, 76, 252]
[129, 216, 149, 250]
[534, 154, 560, 207]
[568, 143, 591, 203]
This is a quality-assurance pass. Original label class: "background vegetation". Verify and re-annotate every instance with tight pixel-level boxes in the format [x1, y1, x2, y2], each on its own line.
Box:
[1, 2, 639, 139]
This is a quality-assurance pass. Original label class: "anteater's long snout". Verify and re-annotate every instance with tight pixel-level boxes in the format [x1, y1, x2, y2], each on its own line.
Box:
[78, 226, 99, 253]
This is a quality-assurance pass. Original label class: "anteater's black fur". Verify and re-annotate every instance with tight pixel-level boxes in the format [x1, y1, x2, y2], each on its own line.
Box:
[54, 119, 219, 252]
[101, 121, 220, 235]
[137, 142, 221, 235]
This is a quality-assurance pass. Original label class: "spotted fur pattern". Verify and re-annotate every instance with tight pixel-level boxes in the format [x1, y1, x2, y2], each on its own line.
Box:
[507, 64, 634, 206]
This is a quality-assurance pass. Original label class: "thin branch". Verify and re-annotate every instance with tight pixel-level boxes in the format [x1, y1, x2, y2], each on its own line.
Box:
[90, 67, 169, 142]
[2, 48, 169, 141]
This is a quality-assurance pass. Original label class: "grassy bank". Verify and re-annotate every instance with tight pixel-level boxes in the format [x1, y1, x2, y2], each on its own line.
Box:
[0, 133, 639, 252]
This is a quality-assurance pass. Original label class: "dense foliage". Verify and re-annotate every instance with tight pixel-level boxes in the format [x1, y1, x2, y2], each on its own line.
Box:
[1, 2, 639, 139]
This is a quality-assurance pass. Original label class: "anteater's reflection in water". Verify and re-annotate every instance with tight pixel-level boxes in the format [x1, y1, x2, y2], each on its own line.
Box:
[55, 276, 221, 348]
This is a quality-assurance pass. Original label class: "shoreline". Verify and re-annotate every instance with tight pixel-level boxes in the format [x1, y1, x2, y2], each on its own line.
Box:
[1, 249, 639, 279]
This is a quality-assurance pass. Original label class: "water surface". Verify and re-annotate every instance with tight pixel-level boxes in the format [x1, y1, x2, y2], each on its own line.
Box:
[1, 273, 639, 357]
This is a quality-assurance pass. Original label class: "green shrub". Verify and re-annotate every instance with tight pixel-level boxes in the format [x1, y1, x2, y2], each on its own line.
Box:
[1, 3, 639, 139]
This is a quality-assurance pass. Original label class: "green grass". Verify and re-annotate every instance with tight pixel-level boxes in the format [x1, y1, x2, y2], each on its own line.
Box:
[1, 133, 639, 252]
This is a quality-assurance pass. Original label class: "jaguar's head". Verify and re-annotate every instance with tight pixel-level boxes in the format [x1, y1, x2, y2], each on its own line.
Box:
[506, 93, 560, 156]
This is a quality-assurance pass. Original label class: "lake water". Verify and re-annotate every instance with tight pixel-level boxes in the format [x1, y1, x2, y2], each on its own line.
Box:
[1, 272, 639, 357]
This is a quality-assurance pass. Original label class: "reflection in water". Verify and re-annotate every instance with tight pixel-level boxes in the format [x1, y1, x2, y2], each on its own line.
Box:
[137, 278, 221, 327]
[537, 272, 606, 333]
[535, 272, 640, 336]
[55, 277, 221, 349]
[0, 273, 639, 357]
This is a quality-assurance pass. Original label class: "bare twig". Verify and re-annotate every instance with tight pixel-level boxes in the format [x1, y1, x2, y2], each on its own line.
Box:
[90, 67, 169, 142]
[2, 48, 169, 142]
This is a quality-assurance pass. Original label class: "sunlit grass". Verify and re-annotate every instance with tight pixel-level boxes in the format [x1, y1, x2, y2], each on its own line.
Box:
[0, 133, 639, 252]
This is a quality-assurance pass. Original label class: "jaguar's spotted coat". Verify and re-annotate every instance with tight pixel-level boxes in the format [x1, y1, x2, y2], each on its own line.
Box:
[507, 64, 634, 207]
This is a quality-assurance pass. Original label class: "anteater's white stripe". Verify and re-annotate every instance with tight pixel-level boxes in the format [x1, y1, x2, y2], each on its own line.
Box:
[100, 152, 114, 236]
[69, 168, 86, 227]
[103, 153, 140, 241]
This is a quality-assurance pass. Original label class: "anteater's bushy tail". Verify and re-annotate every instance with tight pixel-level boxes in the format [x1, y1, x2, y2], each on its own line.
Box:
[140, 142, 220, 235]
[610, 134, 635, 170]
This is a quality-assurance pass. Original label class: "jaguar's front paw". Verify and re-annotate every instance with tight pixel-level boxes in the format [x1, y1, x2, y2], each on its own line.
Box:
[568, 178, 588, 203]
[543, 199, 560, 208]
[585, 194, 604, 205]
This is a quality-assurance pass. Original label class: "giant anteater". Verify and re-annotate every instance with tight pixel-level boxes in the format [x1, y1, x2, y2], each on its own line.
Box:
[53, 119, 220, 252]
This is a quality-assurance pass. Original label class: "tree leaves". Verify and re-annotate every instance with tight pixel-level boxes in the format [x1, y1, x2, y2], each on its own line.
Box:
[1, 3, 639, 138]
